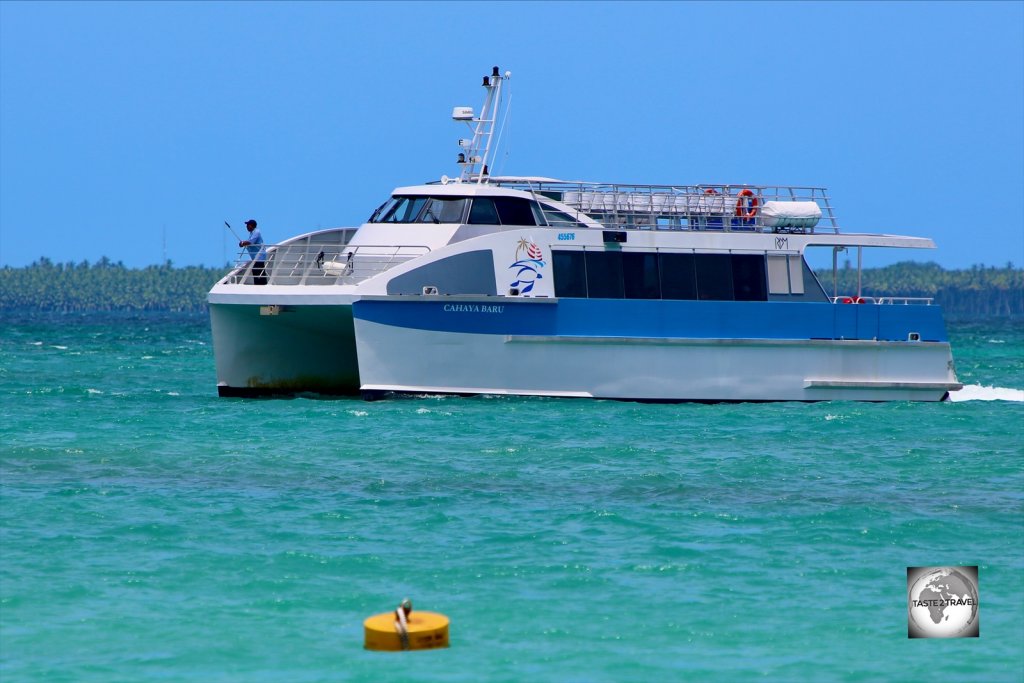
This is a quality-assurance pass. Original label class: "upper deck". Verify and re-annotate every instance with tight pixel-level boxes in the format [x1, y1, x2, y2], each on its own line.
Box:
[480, 178, 839, 234]
[377, 177, 838, 234]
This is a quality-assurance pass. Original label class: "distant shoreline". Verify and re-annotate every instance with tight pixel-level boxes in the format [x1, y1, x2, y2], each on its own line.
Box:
[1, 258, 1021, 319]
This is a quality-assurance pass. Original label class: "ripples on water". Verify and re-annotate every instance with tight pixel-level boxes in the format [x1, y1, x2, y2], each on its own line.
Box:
[1, 313, 1022, 682]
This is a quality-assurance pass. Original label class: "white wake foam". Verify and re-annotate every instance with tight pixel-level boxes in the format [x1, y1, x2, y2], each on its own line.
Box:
[948, 384, 1024, 402]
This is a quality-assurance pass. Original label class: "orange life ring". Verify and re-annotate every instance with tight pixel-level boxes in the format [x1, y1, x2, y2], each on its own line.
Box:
[735, 189, 758, 219]
[855, 297, 867, 304]
[840, 296, 854, 304]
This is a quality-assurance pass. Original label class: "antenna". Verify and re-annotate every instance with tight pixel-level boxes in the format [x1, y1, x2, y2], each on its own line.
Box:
[453, 66, 511, 183]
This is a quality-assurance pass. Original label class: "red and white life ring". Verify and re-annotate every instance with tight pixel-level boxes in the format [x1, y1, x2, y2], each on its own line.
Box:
[735, 189, 759, 219]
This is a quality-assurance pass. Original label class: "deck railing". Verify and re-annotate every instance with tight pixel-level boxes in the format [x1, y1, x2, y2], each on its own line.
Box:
[224, 240, 430, 287]
[489, 179, 839, 234]
[830, 296, 934, 306]
[871, 296, 935, 306]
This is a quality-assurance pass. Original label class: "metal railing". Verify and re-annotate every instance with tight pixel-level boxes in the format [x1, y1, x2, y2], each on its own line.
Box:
[873, 296, 934, 306]
[830, 296, 934, 306]
[222, 228, 430, 287]
[489, 179, 839, 234]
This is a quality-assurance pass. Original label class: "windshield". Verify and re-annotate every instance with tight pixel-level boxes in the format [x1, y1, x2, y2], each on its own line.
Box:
[379, 196, 428, 223]
[368, 198, 397, 223]
[370, 196, 470, 224]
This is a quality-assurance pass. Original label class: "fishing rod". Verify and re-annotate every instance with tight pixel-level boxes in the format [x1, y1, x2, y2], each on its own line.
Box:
[223, 221, 243, 242]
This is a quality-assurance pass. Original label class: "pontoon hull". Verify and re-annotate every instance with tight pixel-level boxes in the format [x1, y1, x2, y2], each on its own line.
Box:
[209, 303, 359, 397]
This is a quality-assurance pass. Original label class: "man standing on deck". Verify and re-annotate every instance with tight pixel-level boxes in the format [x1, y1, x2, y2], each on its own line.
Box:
[239, 219, 267, 285]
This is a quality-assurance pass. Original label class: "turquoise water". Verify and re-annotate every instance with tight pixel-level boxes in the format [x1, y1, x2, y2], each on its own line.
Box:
[2, 312, 1022, 682]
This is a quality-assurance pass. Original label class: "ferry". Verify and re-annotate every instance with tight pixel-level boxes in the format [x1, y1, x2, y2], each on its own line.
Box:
[210, 66, 961, 401]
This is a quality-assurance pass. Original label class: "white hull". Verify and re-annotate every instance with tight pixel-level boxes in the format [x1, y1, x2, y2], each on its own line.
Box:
[210, 301, 359, 396]
[354, 320, 960, 402]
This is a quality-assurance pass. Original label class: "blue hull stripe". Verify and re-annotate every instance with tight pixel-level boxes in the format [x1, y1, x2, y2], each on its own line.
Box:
[353, 299, 950, 342]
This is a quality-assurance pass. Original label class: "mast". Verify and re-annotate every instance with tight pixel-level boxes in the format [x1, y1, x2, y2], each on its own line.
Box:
[452, 66, 509, 183]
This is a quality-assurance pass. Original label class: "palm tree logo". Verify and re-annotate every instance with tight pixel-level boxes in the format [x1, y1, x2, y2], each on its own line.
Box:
[509, 237, 545, 294]
[515, 238, 530, 260]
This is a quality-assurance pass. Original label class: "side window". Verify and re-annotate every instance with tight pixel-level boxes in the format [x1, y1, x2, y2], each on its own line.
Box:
[437, 198, 468, 223]
[695, 254, 734, 301]
[799, 257, 830, 300]
[553, 251, 587, 298]
[468, 197, 499, 224]
[585, 251, 624, 299]
[659, 253, 698, 300]
[623, 252, 661, 299]
[419, 198, 468, 224]
[530, 201, 547, 226]
[554, 250, 766, 302]
[540, 204, 582, 228]
[493, 197, 537, 226]
[731, 254, 767, 301]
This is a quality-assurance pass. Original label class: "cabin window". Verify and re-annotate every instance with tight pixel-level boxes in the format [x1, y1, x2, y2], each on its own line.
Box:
[585, 251, 625, 299]
[623, 252, 661, 299]
[553, 250, 587, 298]
[659, 253, 698, 300]
[531, 202, 548, 226]
[797, 258, 829, 301]
[418, 198, 468, 224]
[369, 195, 542, 226]
[731, 254, 767, 301]
[494, 197, 538, 226]
[553, 250, 769, 302]
[695, 253, 734, 301]
[468, 197, 500, 224]
[541, 204, 585, 228]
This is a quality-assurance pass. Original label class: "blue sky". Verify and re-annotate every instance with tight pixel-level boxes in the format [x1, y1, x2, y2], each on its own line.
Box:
[1, 1, 1021, 269]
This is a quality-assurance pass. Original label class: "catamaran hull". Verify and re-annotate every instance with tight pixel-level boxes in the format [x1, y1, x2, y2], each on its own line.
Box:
[209, 303, 359, 397]
[352, 299, 961, 402]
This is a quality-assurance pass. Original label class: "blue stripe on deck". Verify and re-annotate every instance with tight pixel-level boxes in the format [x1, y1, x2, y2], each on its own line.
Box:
[353, 298, 950, 342]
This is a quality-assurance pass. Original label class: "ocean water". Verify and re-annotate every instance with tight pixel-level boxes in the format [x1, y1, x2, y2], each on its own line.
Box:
[1, 312, 1022, 682]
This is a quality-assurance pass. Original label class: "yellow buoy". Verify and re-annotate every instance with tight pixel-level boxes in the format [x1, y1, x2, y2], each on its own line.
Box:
[364, 600, 449, 651]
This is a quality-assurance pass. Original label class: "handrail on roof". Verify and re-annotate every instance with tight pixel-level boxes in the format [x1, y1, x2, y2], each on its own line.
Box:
[483, 179, 840, 234]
